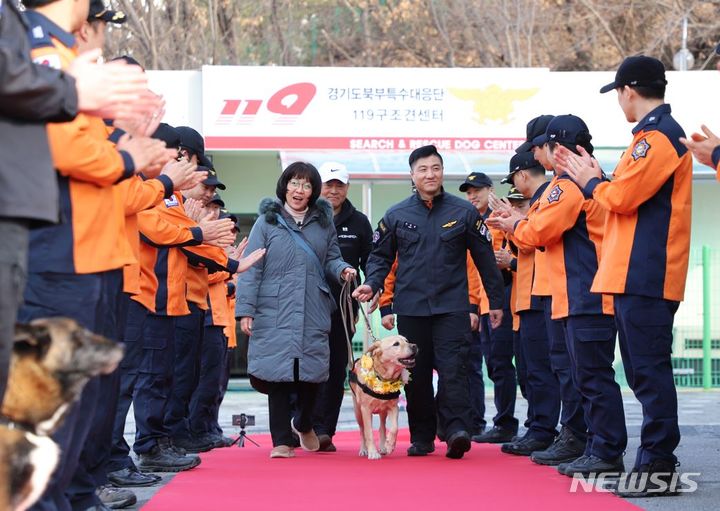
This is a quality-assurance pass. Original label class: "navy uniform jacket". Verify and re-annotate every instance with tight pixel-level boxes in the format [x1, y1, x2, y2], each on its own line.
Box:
[364, 190, 504, 316]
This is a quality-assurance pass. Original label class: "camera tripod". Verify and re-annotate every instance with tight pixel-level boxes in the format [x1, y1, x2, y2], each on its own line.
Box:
[231, 414, 259, 447]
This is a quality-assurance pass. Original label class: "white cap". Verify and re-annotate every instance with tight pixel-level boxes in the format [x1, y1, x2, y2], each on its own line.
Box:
[318, 161, 350, 184]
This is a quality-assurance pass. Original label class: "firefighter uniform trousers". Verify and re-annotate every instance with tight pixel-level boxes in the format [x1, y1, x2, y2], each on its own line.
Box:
[544, 297, 587, 441]
[615, 295, 680, 466]
[398, 312, 474, 444]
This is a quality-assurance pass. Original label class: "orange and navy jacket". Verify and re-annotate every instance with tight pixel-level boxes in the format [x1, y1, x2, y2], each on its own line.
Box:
[26, 12, 135, 274]
[205, 271, 232, 327]
[134, 193, 239, 315]
[105, 125, 176, 295]
[119, 175, 174, 295]
[510, 181, 550, 313]
[183, 244, 239, 311]
[513, 175, 613, 320]
[379, 252, 481, 316]
[582, 104, 693, 302]
[712, 145, 720, 181]
[134, 193, 203, 315]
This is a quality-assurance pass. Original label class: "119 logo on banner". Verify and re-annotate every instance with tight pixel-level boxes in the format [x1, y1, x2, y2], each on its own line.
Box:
[216, 83, 317, 125]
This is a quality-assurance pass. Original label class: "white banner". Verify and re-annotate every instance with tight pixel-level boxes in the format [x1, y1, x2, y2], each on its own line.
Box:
[200, 66, 720, 153]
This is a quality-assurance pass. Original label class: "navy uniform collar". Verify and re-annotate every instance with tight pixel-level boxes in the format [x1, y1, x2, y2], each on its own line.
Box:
[530, 181, 550, 206]
[632, 104, 671, 135]
[24, 10, 76, 49]
[412, 187, 446, 207]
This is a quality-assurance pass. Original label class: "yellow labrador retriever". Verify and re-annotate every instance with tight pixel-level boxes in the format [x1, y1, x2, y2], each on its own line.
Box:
[349, 335, 417, 460]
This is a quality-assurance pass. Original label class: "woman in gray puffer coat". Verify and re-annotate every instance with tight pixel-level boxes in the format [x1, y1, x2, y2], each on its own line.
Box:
[236, 162, 355, 458]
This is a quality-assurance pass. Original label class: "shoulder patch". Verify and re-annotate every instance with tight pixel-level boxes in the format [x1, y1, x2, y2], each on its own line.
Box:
[164, 196, 180, 208]
[547, 185, 563, 204]
[372, 230, 380, 244]
[631, 138, 651, 161]
[33, 54, 62, 70]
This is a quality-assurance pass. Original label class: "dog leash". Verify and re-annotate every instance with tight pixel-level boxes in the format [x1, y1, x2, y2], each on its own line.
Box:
[339, 280, 380, 371]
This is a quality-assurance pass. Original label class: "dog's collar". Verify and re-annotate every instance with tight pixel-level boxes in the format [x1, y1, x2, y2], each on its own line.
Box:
[349, 371, 401, 400]
[352, 354, 405, 398]
[0, 415, 35, 433]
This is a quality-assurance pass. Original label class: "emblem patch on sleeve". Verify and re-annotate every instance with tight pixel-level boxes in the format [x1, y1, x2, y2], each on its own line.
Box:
[164, 196, 180, 208]
[547, 185, 563, 204]
[631, 138, 651, 161]
[33, 54, 62, 70]
[372, 230, 380, 244]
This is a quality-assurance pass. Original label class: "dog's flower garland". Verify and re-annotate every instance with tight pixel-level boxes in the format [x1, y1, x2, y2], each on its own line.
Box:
[358, 354, 405, 394]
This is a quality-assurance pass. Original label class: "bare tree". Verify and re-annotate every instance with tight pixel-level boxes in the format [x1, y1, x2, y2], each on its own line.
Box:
[105, 0, 720, 71]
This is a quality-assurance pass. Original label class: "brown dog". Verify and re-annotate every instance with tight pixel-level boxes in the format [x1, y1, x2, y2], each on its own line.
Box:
[0, 318, 124, 511]
[349, 335, 417, 460]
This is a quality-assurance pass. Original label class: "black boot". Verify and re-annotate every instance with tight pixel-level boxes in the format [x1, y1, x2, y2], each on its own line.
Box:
[614, 459, 681, 498]
[138, 445, 201, 472]
[446, 431, 471, 459]
[407, 442, 435, 456]
[530, 426, 586, 466]
[501, 435, 553, 456]
[171, 435, 215, 453]
[107, 467, 160, 487]
[472, 426, 517, 444]
[563, 454, 625, 478]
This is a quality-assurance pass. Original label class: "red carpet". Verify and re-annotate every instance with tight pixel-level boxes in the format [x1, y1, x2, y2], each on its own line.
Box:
[143, 430, 642, 511]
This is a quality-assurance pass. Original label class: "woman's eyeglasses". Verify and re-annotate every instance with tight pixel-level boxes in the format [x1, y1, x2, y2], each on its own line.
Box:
[288, 179, 312, 192]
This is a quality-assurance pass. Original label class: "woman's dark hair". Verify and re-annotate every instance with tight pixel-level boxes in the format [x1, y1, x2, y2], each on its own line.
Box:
[275, 162, 322, 207]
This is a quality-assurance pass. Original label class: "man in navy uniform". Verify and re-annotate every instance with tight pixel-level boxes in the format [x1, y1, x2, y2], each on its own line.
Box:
[354, 145, 504, 459]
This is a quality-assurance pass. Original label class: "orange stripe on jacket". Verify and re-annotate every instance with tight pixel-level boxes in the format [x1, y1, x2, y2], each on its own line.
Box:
[207, 272, 232, 327]
[225, 295, 237, 349]
[586, 106, 692, 301]
[379, 252, 481, 315]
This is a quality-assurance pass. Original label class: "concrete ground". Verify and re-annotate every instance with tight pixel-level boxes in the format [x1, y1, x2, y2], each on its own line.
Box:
[122, 384, 719, 510]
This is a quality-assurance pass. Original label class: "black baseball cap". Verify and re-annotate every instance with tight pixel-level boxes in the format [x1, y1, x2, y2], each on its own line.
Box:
[506, 186, 526, 201]
[176, 126, 204, 155]
[516, 115, 554, 153]
[176, 126, 214, 167]
[220, 209, 240, 231]
[501, 152, 543, 185]
[542, 114, 594, 155]
[599, 55, 667, 94]
[151, 123, 181, 149]
[196, 165, 226, 191]
[88, 0, 126, 24]
[459, 172, 493, 192]
[208, 193, 225, 208]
